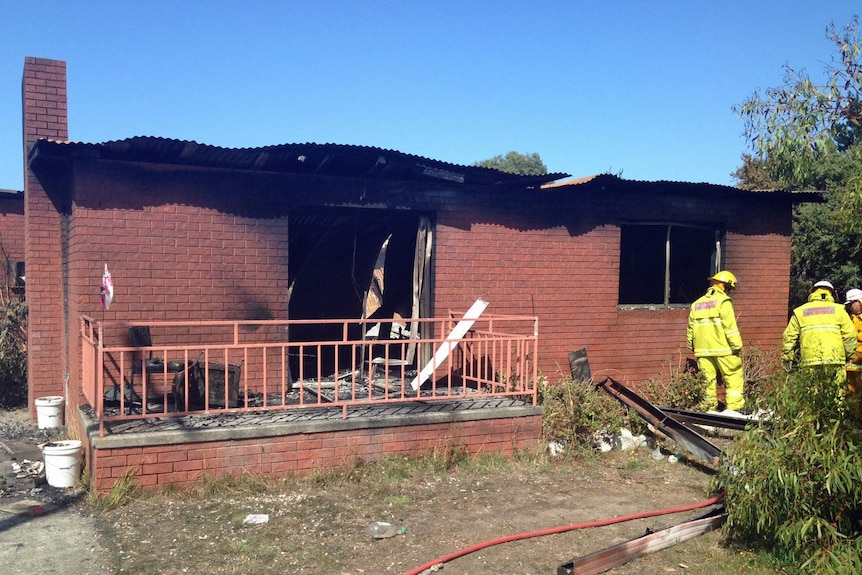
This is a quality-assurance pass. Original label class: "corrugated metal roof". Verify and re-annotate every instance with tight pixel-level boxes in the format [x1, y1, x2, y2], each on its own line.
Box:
[29, 136, 569, 188]
[541, 173, 823, 201]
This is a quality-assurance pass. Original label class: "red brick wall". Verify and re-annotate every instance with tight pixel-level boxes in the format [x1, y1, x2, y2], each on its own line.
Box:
[53, 169, 794, 399]
[22, 57, 68, 418]
[434, 188, 793, 388]
[64, 163, 290, 399]
[87, 415, 543, 491]
[0, 192, 25, 272]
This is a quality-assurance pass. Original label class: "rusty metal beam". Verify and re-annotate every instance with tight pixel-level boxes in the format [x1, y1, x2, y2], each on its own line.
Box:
[557, 508, 727, 575]
[659, 407, 760, 432]
[594, 377, 722, 466]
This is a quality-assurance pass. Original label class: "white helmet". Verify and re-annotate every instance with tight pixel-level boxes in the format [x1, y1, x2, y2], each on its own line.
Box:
[845, 288, 862, 304]
[813, 280, 835, 291]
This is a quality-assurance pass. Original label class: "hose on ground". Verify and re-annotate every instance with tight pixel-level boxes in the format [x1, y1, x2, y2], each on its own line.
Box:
[402, 490, 726, 575]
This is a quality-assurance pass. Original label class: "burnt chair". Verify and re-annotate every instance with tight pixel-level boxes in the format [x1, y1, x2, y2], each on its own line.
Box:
[365, 318, 417, 382]
[105, 326, 187, 413]
[173, 353, 243, 411]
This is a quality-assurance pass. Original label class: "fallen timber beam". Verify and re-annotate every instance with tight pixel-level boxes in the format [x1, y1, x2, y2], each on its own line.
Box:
[556, 507, 727, 575]
[594, 377, 722, 466]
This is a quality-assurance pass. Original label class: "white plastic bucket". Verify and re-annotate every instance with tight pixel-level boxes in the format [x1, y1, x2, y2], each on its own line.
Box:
[42, 440, 83, 488]
[35, 396, 65, 429]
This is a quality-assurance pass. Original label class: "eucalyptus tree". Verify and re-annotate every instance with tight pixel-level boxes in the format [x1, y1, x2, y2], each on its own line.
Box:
[734, 17, 862, 306]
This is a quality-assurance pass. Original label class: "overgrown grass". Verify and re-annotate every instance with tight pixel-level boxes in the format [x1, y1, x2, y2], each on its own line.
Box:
[640, 347, 779, 411]
[640, 356, 707, 410]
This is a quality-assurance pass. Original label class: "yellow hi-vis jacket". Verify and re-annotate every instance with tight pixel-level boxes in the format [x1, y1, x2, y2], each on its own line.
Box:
[687, 288, 742, 357]
[851, 313, 862, 365]
[782, 289, 856, 366]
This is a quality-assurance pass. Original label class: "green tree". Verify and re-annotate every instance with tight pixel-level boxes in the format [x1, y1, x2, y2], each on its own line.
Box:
[731, 154, 781, 190]
[726, 17, 862, 571]
[473, 151, 548, 175]
[734, 17, 862, 187]
[734, 17, 862, 307]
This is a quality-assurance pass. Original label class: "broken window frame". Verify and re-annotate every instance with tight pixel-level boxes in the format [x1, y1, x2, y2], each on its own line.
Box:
[618, 223, 722, 308]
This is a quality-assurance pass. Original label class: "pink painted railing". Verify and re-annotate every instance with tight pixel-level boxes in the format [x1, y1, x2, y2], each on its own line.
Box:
[80, 313, 539, 437]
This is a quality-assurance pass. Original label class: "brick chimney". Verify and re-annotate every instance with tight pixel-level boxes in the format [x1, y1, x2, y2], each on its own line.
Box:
[22, 57, 68, 417]
[22, 57, 68, 146]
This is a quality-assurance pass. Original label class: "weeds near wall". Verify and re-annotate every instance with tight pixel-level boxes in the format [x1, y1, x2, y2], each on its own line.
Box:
[430, 433, 470, 471]
[0, 245, 26, 408]
[741, 346, 780, 405]
[640, 347, 779, 411]
[640, 355, 707, 410]
[539, 376, 632, 449]
[89, 467, 140, 511]
[717, 367, 862, 574]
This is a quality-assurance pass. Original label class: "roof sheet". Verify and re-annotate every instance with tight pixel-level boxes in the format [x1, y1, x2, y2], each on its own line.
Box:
[542, 173, 823, 200]
[30, 136, 569, 188]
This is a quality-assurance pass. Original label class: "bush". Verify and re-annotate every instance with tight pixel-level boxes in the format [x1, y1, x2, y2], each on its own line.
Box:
[538, 375, 636, 449]
[0, 294, 26, 408]
[640, 355, 707, 410]
[741, 346, 780, 407]
[641, 347, 780, 412]
[717, 367, 862, 574]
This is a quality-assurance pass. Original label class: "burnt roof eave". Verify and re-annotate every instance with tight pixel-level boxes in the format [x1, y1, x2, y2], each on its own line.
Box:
[541, 173, 825, 202]
[28, 137, 569, 189]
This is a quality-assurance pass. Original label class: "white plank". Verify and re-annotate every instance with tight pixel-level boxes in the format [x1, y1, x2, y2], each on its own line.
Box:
[409, 298, 489, 391]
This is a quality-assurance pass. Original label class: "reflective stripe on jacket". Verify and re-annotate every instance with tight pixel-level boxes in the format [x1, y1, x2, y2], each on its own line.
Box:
[687, 288, 742, 357]
[782, 291, 856, 365]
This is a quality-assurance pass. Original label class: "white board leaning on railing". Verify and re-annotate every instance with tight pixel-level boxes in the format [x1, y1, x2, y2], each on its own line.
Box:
[409, 298, 489, 391]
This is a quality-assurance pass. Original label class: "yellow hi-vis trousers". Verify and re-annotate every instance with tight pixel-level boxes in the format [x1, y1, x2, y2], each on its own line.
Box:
[697, 354, 744, 411]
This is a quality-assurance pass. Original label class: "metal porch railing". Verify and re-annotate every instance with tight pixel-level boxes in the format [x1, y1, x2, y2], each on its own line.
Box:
[80, 312, 539, 437]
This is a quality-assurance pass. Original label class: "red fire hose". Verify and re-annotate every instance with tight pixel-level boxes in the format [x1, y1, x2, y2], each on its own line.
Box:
[402, 490, 726, 575]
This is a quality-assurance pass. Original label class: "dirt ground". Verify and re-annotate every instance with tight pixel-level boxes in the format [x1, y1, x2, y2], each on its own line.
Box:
[95, 437, 772, 575]
[1, 407, 775, 575]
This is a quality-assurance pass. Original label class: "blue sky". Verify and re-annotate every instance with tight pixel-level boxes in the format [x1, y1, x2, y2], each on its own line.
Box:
[1, 1, 860, 191]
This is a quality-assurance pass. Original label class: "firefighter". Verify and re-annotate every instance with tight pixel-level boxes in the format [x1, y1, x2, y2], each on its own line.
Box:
[687, 270, 744, 412]
[782, 280, 856, 384]
[844, 287, 862, 418]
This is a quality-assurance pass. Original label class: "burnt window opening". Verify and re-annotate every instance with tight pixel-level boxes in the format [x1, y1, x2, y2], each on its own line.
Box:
[12, 260, 24, 287]
[288, 208, 432, 377]
[4, 260, 24, 291]
[619, 223, 721, 306]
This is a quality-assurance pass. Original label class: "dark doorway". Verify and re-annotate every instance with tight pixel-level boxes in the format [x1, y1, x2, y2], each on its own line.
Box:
[287, 207, 431, 377]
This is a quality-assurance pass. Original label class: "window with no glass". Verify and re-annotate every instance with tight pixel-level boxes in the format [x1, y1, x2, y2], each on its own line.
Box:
[618, 224, 721, 306]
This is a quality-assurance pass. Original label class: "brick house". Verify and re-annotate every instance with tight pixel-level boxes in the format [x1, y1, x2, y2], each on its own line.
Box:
[20, 57, 816, 489]
[0, 189, 25, 293]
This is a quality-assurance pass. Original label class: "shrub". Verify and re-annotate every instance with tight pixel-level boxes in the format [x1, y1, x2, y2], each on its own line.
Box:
[717, 367, 862, 574]
[640, 355, 707, 410]
[539, 375, 635, 449]
[741, 346, 781, 406]
[641, 347, 780, 412]
[0, 279, 26, 408]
